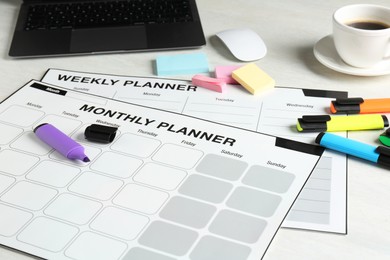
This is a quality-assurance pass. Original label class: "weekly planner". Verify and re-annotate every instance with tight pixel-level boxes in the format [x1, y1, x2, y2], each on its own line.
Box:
[41, 69, 348, 234]
[0, 80, 323, 259]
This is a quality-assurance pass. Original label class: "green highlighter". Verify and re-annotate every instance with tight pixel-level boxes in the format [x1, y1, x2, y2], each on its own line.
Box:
[379, 128, 390, 147]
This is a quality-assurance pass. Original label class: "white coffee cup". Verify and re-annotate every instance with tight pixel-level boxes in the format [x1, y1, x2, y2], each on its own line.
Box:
[333, 4, 390, 68]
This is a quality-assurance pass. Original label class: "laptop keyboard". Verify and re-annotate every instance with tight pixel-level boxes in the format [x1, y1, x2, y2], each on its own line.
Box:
[24, 0, 194, 30]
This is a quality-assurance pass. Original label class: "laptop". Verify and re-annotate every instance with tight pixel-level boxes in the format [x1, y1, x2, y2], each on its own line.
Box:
[9, 0, 206, 58]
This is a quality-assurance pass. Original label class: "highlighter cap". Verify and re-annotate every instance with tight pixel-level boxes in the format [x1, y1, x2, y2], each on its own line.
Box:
[330, 98, 363, 114]
[379, 128, 390, 147]
[297, 115, 330, 132]
[376, 146, 390, 168]
[85, 124, 118, 143]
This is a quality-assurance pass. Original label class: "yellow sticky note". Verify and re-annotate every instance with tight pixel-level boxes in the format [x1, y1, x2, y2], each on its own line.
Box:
[232, 63, 275, 95]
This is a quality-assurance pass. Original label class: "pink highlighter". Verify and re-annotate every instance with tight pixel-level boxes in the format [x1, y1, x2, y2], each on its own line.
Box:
[34, 123, 90, 162]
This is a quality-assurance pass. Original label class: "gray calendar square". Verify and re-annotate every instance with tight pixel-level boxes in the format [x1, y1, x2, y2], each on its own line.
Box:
[178, 174, 233, 203]
[227, 187, 281, 217]
[138, 221, 198, 256]
[190, 235, 251, 260]
[209, 210, 267, 243]
[242, 165, 295, 193]
[196, 154, 248, 181]
[160, 196, 216, 228]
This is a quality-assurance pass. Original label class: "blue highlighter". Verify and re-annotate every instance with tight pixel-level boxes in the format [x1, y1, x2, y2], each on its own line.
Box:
[315, 132, 390, 168]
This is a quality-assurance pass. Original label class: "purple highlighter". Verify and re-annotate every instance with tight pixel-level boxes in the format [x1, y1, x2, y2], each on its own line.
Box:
[34, 123, 90, 162]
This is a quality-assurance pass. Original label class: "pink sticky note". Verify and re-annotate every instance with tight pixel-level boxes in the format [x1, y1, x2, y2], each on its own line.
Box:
[192, 75, 226, 93]
[215, 65, 242, 84]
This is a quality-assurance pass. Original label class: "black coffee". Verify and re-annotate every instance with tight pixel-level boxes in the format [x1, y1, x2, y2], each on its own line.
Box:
[347, 20, 389, 30]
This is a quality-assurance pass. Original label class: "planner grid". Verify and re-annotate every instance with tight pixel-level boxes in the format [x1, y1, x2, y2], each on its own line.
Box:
[0, 81, 322, 260]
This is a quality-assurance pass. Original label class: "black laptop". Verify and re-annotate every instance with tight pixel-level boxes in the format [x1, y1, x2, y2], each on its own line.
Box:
[9, 0, 206, 58]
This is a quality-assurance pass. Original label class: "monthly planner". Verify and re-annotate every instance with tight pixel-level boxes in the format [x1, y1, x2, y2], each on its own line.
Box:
[0, 80, 323, 260]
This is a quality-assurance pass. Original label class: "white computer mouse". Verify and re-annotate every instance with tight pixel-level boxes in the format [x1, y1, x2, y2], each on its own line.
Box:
[216, 28, 267, 61]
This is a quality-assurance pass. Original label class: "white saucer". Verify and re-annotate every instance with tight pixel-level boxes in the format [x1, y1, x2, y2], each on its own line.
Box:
[313, 35, 390, 76]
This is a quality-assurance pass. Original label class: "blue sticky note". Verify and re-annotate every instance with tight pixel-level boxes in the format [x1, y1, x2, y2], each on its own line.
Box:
[156, 53, 209, 76]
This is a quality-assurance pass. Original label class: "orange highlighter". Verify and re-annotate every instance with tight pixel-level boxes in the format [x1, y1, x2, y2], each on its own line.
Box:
[330, 97, 390, 114]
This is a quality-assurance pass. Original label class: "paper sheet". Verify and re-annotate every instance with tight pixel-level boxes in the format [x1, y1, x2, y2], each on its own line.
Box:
[0, 80, 323, 260]
[41, 68, 348, 234]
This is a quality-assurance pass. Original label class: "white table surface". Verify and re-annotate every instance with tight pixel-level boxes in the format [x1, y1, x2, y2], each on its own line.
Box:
[1, 0, 390, 259]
